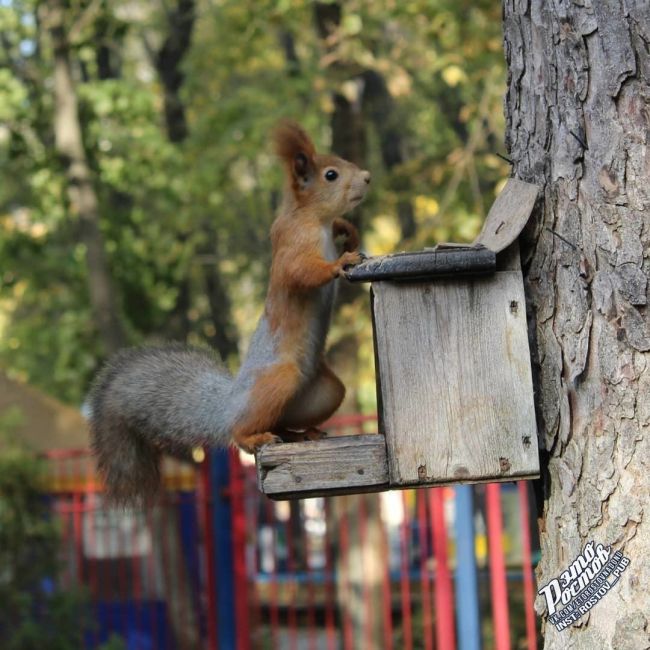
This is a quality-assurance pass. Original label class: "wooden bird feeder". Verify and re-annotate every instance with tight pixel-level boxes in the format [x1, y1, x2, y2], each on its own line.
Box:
[256, 178, 540, 499]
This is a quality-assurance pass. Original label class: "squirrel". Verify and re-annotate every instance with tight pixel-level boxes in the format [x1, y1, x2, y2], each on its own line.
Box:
[88, 120, 371, 503]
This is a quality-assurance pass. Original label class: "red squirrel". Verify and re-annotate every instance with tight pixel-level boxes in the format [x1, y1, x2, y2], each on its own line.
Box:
[88, 121, 370, 502]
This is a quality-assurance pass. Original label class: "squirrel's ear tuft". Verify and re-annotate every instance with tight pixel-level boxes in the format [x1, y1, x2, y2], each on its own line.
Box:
[273, 120, 316, 187]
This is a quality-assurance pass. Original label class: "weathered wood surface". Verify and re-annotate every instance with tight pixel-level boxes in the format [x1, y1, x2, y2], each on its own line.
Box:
[373, 269, 539, 486]
[473, 178, 539, 253]
[504, 3, 650, 648]
[345, 246, 495, 283]
[256, 434, 389, 499]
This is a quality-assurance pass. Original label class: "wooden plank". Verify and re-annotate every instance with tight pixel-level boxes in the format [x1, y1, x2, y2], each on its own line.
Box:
[372, 269, 539, 487]
[256, 434, 389, 499]
[345, 247, 495, 283]
[473, 178, 539, 252]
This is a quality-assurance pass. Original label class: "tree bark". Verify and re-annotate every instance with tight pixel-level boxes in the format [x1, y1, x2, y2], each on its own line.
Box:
[503, 2, 650, 648]
[44, 0, 126, 355]
[155, 0, 195, 144]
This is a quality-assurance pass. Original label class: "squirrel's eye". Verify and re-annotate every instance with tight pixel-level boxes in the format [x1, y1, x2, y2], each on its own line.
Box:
[324, 169, 339, 182]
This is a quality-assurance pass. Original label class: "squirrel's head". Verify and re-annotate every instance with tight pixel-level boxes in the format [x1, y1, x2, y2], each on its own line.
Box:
[273, 120, 371, 220]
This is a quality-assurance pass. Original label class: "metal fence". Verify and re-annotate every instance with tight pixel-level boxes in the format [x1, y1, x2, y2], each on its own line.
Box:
[44, 415, 540, 650]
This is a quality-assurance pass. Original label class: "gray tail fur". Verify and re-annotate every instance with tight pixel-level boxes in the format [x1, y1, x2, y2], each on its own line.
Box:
[88, 345, 234, 504]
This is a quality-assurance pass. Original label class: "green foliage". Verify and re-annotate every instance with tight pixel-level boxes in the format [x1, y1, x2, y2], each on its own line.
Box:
[0, 410, 126, 650]
[0, 409, 126, 650]
[0, 0, 508, 406]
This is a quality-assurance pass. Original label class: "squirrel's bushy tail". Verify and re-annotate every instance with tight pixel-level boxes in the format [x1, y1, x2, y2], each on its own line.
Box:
[90, 408, 163, 505]
[88, 345, 234, 504]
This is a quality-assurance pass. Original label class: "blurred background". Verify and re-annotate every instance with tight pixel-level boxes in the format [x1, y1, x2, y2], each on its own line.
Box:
[0, 0, 509, 407]
[0, 1, 538, 649]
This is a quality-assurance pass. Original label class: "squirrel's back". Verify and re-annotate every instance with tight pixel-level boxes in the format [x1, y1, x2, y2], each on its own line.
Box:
[89, 344, 233, 503]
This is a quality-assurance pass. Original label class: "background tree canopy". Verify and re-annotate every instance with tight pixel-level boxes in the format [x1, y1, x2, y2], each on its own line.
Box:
[0, 0, 508, 410]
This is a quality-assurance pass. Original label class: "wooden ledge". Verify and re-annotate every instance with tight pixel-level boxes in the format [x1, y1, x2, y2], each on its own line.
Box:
[345, 246, 496, 283]
[256, 434, 389, 500]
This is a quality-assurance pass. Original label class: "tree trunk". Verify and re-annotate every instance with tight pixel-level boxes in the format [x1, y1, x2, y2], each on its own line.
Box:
[155, 0, 195, 144]
[503, 2, 650, 648]
[44, 0, 126, 355]
[200, 226, 239, 362]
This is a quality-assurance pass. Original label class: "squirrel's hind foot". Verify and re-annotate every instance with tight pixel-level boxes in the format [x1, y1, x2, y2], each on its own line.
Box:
[277, 427, 328, 443]
[237, 432, 283, 454]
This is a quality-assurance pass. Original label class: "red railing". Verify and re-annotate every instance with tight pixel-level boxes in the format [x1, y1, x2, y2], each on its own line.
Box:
[42, 415, 540, 649]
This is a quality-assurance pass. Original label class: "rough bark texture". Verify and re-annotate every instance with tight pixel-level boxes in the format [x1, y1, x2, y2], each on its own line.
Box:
[503, 2, 650, 648]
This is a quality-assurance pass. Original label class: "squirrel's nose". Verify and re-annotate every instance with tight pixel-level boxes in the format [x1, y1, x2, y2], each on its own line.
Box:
[362, 171, 371, 184]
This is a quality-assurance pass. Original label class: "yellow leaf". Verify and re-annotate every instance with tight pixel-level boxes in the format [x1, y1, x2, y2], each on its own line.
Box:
[441, 65, 467, 87]
[366, 214, 401, 255]
[414, 195, 440, 222]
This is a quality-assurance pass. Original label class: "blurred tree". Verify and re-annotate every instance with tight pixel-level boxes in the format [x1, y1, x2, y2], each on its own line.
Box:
[43, 0, 126, 355]
[0, 0, 509, 405]
[0, 2, 512, 646]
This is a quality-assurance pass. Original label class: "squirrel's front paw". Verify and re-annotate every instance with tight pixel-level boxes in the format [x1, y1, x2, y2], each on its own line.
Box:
[337, 251, 363, 275]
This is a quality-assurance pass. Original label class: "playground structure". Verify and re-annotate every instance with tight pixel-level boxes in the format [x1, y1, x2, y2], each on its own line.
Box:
[44, 415, 539, 650]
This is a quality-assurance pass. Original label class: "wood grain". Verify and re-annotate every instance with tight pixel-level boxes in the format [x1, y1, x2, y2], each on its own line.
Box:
[373, 269, 539, 486]
[473, 178, 539, 253]
[256, 434, 389, 499]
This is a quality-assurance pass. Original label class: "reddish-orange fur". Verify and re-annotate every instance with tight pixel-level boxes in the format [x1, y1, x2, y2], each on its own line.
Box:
[333, 217, 360, 251]
[233, 121, 370, 453]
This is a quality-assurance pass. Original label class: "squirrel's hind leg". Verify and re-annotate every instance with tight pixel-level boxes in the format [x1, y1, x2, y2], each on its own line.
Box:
[232, 361, 303, 453]
[278, 362, 345, 431]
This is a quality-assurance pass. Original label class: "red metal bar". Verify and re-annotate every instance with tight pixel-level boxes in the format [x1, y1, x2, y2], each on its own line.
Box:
[417, 491, 434, 650]
[229, 451, 251, 650]
[323, 413, 377, 431]
[358, 495, 374, 649]
[380, 498, 394, 650]
[486, 483, 511, 650]
[242, 463, 261, 649]
[285, 501, 298, 650]
[399, 491, 414, 650]
[323, 499, 337, 650]
[55, 458, 71, 590]
[339, 509, 354, 650]
[518, 482, 538, 650]
[304, 499, 317, 650]
[265, 498, 280, 649]
[85, 461, 100, 648]
[429, 488, 456, 650]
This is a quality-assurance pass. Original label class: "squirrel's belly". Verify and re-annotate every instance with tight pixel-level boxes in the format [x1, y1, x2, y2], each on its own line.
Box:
[301, 282, 336, 375]
[270, 285, 336, 379]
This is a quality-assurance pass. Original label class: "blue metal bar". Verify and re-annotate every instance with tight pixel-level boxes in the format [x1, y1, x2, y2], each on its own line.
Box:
[210, 449, 236, 650]
[454, 485, 481, 650]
